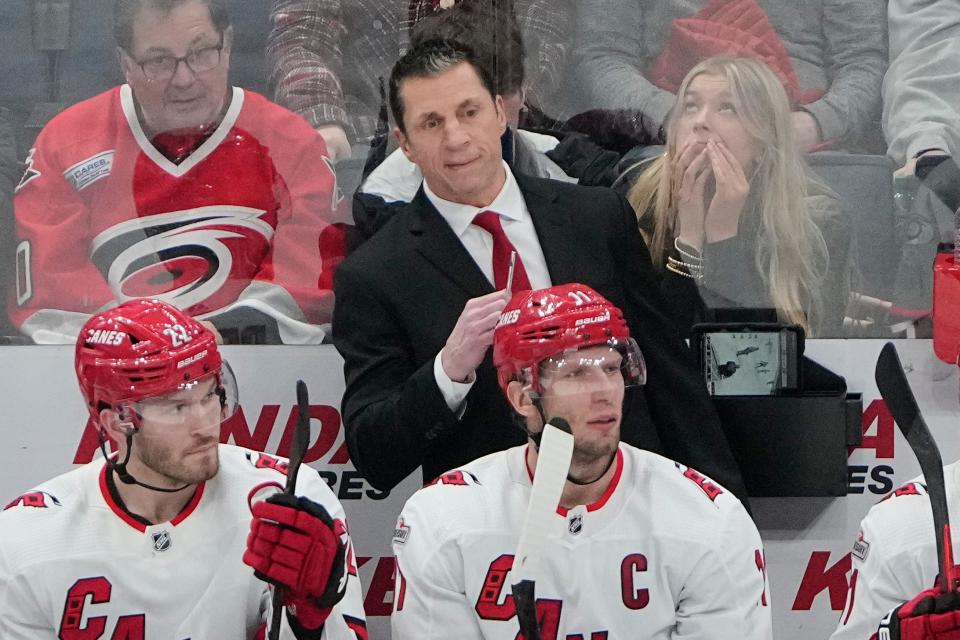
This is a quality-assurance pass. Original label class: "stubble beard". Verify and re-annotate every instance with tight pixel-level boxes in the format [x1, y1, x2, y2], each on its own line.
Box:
[139, 440, 220, 487]
[567, 437, 618, 484]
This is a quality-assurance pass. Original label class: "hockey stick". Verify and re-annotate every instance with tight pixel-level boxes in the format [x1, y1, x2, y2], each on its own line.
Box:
[875, 342, 956, 592]
[511, 418, 574, 640]
[268, 380, 312, 640]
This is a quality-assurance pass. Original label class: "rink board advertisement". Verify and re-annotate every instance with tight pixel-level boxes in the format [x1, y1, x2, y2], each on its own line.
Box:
[0, 339, 957, 639]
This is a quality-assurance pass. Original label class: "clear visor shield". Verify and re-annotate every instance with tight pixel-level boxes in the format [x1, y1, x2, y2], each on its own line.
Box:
[128, 361, 239, 432]
[518, 338, 647, 397]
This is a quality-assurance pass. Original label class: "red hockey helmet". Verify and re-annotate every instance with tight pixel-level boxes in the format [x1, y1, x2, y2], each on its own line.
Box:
[75, 299, 237, 422]
[493, 283, 646, 395]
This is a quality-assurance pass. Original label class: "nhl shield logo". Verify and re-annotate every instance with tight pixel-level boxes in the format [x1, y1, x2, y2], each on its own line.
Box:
[568, 514, 583, 536]
[152, 530, 172, 552]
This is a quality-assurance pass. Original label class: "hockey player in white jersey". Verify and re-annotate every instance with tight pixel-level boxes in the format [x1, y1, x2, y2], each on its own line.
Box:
[0, 299, 367, 639]
[390, 283, 771, 640]
[831, 462, 960, 640]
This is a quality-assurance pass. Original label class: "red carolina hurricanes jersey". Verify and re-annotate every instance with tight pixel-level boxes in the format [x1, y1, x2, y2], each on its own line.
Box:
[391, 444, 772, 639]
[10, 84, 347, 344]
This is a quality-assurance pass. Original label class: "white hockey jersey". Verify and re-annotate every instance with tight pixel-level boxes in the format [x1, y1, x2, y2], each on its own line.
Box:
[391, 444, 771, 640]
[0, 444, 367, 640]
[831, 462, 960, 640]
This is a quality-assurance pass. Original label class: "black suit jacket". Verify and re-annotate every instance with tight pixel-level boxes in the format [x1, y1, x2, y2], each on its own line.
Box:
[332, 173, 748, 504]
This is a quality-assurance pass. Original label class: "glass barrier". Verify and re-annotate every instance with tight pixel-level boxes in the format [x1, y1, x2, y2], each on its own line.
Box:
[0, 0, 954, 344]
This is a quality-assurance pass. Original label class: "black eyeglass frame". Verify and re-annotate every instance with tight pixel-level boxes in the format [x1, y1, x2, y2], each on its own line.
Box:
[130, 33, 226, 82]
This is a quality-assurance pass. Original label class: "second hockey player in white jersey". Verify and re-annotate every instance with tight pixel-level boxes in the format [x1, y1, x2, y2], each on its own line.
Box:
[0, 300, 367, 639]
[831, 462, 960, 640]
[391, 283, 771, 640]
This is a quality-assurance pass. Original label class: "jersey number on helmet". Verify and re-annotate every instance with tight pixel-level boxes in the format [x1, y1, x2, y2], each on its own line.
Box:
[163, 324, 193, 348]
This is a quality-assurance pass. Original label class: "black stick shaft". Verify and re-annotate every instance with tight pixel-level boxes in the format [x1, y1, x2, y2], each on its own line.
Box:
[268, 380, 311, 639]
[875, 343, 955, 592]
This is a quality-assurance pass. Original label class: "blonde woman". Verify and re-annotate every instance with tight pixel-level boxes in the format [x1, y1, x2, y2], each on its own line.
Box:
[628, 56, 850, 336]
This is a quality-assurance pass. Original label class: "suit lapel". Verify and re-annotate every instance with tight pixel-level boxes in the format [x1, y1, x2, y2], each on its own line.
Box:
[517, 174, 579, 286]
[408, 188, 494, 298]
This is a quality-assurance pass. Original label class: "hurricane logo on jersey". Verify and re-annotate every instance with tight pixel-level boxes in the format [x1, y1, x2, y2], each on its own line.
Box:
[3, 490, 61, 510]
[90, 205, 273, 315]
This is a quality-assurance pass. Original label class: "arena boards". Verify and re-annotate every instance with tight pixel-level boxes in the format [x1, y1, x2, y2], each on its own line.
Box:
[0, 339, 951, 639]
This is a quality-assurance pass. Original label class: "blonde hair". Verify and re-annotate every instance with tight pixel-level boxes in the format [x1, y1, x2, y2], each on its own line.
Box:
[628, 56, 829, 333]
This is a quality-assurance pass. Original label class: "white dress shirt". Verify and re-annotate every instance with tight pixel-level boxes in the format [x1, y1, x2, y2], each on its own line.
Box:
[424, 162, 553, 412]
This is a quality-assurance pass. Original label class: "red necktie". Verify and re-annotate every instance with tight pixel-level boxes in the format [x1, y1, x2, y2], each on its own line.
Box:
[471, 211, 532, 292]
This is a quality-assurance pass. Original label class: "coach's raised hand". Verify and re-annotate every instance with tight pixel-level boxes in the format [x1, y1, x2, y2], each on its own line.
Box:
[441, 290, 511, 384]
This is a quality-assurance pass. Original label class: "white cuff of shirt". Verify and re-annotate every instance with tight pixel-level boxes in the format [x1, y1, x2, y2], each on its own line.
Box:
[434, 352, 475, 417]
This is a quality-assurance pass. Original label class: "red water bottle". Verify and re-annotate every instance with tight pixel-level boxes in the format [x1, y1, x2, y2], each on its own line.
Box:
[932, 228, 960, 363]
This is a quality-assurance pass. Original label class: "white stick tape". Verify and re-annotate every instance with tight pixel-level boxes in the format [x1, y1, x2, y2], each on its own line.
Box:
[511, 423, 574, 581]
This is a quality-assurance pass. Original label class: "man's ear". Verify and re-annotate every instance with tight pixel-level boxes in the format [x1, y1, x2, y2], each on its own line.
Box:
[100, 407, 135, 443]
[395, 126, 413, 160]
[494, 94, 507, 136]
[220, 26, 234, 66]
[506, 380, 540, 424]
[117, 46, 135, 82]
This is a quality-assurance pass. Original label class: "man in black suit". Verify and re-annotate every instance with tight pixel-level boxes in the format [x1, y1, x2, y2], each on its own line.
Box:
[331, 39, 747, 504]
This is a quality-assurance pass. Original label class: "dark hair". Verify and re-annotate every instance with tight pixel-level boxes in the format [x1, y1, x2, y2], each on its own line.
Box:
[410, 1, 525, 97]
[389, 39, 497, 134]
[114, 0, 230, 52]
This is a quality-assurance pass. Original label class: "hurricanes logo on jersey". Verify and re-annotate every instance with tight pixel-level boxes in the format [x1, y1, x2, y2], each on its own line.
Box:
[3, 490, 61, 510]
[246, 451, 289, 475]
[90, 205, 273, 315]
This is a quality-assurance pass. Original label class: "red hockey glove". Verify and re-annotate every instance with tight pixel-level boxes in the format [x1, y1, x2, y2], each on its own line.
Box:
[244, 493, 348, 629]
[878, 586, 960, 640]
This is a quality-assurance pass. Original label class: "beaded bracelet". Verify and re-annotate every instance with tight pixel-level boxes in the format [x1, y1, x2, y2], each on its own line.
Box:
[666, 260, 701, 280]
[666, 256, 703, 281]
[674, 237, 703, 263]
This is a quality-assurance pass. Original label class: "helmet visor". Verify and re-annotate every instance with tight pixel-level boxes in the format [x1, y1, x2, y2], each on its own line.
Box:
[518, 338, 646, 395]
[131, 361, 239, 429]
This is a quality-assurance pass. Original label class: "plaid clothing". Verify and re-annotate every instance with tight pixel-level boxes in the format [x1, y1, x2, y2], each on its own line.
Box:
[267, 0, 572, 144]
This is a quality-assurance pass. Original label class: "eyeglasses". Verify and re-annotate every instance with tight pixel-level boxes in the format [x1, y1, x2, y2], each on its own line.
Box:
[133, 36, 224, 82]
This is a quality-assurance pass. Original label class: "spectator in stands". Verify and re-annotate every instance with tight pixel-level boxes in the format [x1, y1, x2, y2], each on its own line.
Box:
[408, 0, 571, 121]
[354, 0, 578, 241]
[884, 0, 959, 176]
[332, 39, 748, 505]
[267, 0, 572, 164]
[267, 0, 404, 165]
[573, 0, 887, 153]
[8, 0, 349, 345]
[627, 57, 850, 337]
